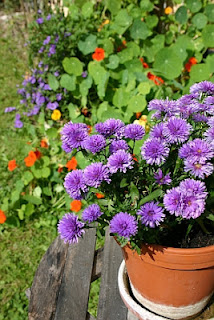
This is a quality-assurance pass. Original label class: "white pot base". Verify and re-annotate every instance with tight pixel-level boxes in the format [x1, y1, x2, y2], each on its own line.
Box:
[118, 260, 214, 320]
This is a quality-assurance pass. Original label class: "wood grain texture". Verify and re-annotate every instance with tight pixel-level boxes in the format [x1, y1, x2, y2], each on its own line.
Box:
[91, 247, 103, 282]
[97, 229, 128, 320]
[54, 228, 97, 320]
[28, 236, 68, 320]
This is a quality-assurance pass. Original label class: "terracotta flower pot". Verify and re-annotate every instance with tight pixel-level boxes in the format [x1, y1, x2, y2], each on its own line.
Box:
[120, 243, 214, 320]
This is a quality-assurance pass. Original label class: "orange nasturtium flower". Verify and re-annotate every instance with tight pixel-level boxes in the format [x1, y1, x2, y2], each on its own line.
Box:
[165, 6, 173, 14]
[24, 151, 37, 167]
[147, 72, 164, 86]
[96, 193, 105, 199]
[185, 57, 197, 72]
[140, 58, 149, 69]
[136, 112, 142, 119]
[92, 48, 105, 61]
[8, 159, 17, 171]
[58, 165, 64, 173]
[40, 138, 49, 148]
[66, 157, 78, 171]
[70, 200, 82, 212]
[0, 210, 6, 224]
[34, 150, 42, 160]
[51, 109, 61, 121]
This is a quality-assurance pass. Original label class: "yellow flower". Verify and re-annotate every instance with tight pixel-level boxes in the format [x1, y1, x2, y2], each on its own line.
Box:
[103, 19, 110, 25]
[51, 109, 61, 121]
[134, 115, 148, 128]
[165, 6, 173, 14]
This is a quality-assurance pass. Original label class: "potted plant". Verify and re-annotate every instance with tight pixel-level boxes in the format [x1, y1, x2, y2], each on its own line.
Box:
[57, 81, 214, 319]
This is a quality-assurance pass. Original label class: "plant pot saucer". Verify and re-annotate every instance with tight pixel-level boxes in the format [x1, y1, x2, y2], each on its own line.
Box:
[118, 260, 214, 320]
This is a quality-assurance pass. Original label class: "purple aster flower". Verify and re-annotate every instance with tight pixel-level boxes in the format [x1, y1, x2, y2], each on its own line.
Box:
[46, 14, 52, 20]
[141, 138, 170, 165]
[64, 169, 88, 200]
[43, 84, 51, 90]
[61, 122, 88, 151]
[184, 159, 213, 179]
[36, 94, 45, 106]
[4, 107, 16, 113]
[154, 169, 171, 185]
[17, 88, 25, 95]
[150, 123, 165, 140]
[163, 117, 192, 144]
[107, 150, 133, 174]
[83, 135, 106, 154]
[20, 99, 26, 105]
[148, 99, 166, 112]
[82, 204, 103, 223]
[82, 71, 88, 78]
[84, 163, 110, 188]
[179, 139, 213, 162]
[38, 61, 43, 68]
[43, 36, 51, 45]
[207, 117, 214, 127]
[64, 32, 71, 37]
[137, 202, 165, 228]
[110, 212, 138, 239]
[109, 140, 129, 154]
[36, 17, 43, 24]
[37, 9, 42, 14]
[44, 64, 49, 71]
[14, 114, 23, 128]
[163, 187, 182, 216]
[48, 44, 56, 56]
[204, 127, 214, 146]
[179, 178, 207, 199]
[181, 194, 205, 219]
[38, 46, 44, 53]
[55, 35, 59, 43]
[58, 213, 85, 244]
[54, 71, 59, 77]
[124, 124, 145, 140]
[190, 81, 214, 96]
[56, 93, 62, 101]
[95, 119, 125, 138]
[46, 101, 58, 110]
[192, 114, 208, 123]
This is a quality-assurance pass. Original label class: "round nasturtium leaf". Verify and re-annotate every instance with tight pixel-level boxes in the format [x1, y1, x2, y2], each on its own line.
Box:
[127, 95, 147, 113]
[192, 13, 207, 30]
[130, 19, 150, 40]
[153, 48, 183, 80]
[202, 25, 214, 48]
[62, 57, 83, 76]
[204, 4, 214, 22]
[190, 64, 210, 82]
[185, 0, 202, 13]
[175, 6, 188, 24]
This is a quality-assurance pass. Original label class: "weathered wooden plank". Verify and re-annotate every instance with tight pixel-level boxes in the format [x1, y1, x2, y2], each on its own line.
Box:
[91, 247, 103, 282]
[86, 312, 96, 320]
[28, 236, 68, 320]
[54, 228, 97, 320]
[97, 229, 128, 320]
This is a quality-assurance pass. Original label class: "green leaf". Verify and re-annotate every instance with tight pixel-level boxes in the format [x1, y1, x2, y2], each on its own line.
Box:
[79, 76, 93, 97]
[130, 19, 150, 40]
[202, 25, 214, 47]
[15, 180, 24, 192]
[48, 73, 59, 91]
[75, 151, 89, 169]
[1, 198, 9, 211]
[120, 178, 129, 188]
[62, 57, 83, 76]
[33, 186, 42, 198]
[105, 0, 121, 14]
[145, 15, 158, 29]
[43, 187, 52, 196]
[18, 205, 25, 220]
[25, 203, 35, 217]
[205, 55, 214, 73]
[41, 167, 51, 178]
[54, 185, 64, 193]
[170, 43, 187, 62]
[140, 0, 153, 12]
[130, 182, 139, 202]
[113, 87, 130, 108]
[22, 171, 34, 185]
[81, 1, 93, 18]
[127, 95, 147, 113]
[22, 195, 42, 205]
[67, 103, 81, 119]
[60, 74, 76, 91]
[111, 9, 132, 34]
[124, 59, 142, 72]
[190, 64, 210, 82]
[5, 216, 20, 227]
[137, 82, 151, 94]
[41, 156, 50, 167]
[186, 0, 202, 13]
[101, 107, 124, 121]
[175, 6, 188, 24]
[106, 55, 120, 69]
[192, 13, 207, 29]
[139, 189, 163, 206]
[204, 4, 214, 22]
[207, 214, 214, 222]
[88, 61, 106, 84]
[100, 39, 114, 55]
[118, 48, 134, 63]
[46, 127, 58, 138]
[153, 48, 183, 79]
[97, 101, 109, 120]
[78, 34, 97, 55]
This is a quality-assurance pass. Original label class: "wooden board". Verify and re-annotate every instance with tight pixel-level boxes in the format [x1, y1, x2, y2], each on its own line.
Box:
[54, 228, 97, 320]
[28, 236, 68, 320]
[97, 229, 128, 320]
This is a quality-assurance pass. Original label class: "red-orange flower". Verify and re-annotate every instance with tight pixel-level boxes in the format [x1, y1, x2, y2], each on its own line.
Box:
[87, 125, 92, 135]
[140, 58, 149, 69]
[58, 165, 64, 173]
[34, 150, 42, 160]
[8, 159, 17, 171]
[70, 200, 82, 212]
[92, 48, 105, 61]
[136, 112, 142, 119]
[24, 151, 37, 167]
[189, 57, 197, 65]
[66, 157, 78, 171]
[40, 139, 48, 148]
[132, 154, 138, 162]
[185, 57, 197, 72]
[147, 72, 164, 86]
[0, 210, 6, 224]
[96, 193, 105, 199]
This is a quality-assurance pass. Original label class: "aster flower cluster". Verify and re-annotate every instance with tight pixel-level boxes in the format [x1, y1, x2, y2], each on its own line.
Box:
[58, 81, 214, 249]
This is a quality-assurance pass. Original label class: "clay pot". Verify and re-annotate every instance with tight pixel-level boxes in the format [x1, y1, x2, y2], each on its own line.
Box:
[120, 243, 214, 320]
